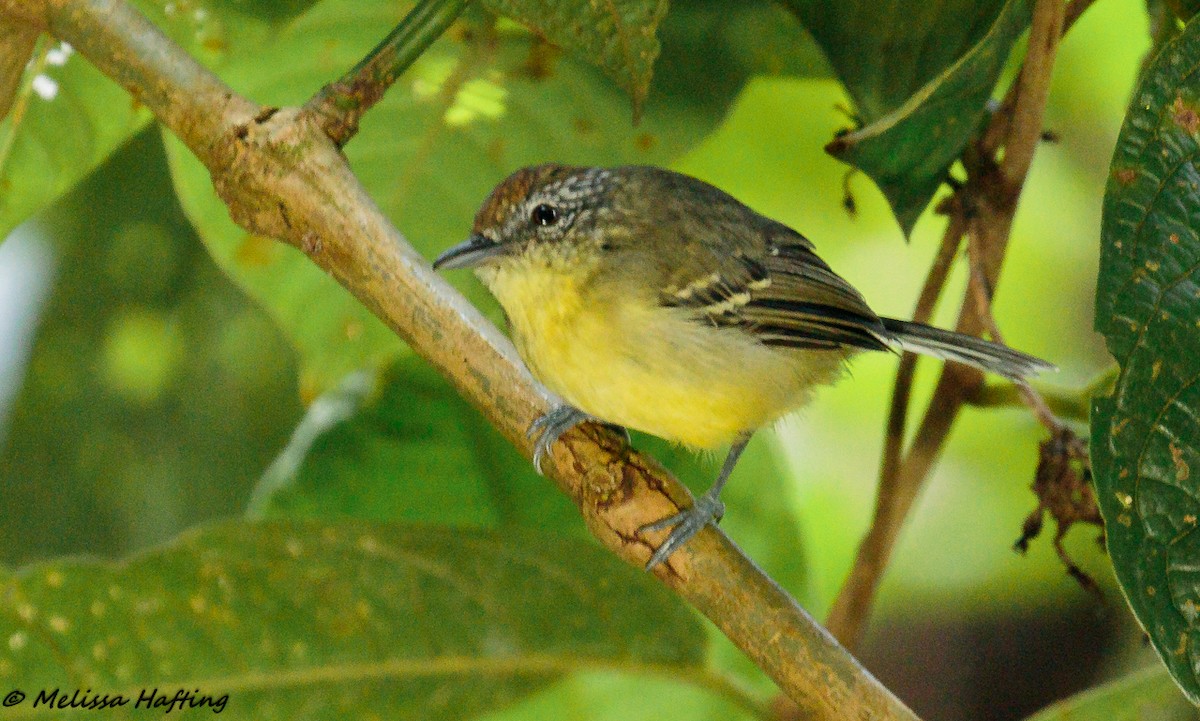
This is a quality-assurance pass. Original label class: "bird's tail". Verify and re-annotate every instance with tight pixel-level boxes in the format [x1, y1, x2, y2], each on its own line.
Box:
[880, 318, 1054, 381]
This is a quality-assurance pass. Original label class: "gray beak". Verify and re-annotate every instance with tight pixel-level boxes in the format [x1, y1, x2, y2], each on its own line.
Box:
[432, 234, 505, 270]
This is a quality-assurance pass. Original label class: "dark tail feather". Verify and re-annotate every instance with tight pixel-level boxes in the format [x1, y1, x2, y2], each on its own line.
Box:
[879, 318, 1055, 381]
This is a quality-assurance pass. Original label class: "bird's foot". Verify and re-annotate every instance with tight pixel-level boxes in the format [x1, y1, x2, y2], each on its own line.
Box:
[638, 490, 725, 570]
[527, 404, 628, 474]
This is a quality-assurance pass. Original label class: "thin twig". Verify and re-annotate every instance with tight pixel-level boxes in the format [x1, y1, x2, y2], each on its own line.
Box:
[825, 207, 965, 646]
[4, 0, 924, 717]
[877, 204, 966, 509]
[964, 229, 1062, 431]
[305, 0, 471, 146]
[825, 0, 1071, 652]
[964, 382, 1093, 423]
[0, 35, 46, 181]
[0, 18, 39, 120]
[980, 0, 1098, 153]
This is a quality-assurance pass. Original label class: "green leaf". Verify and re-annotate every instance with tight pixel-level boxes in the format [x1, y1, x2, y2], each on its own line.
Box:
[164, 0, 774, 392]
[0, 41, 151, 240]
[1094, 14, 1200, 704]
[0, 520, 706, 720]
[248, 356, 581, 534]
[1023, 666, 1194, 721]
[480, 0, 668, 113]
[0, 0, 287, 243]
[0, 130, 303, 566]
[783, 0, 1029, 235]
[651, 0, 829, 98]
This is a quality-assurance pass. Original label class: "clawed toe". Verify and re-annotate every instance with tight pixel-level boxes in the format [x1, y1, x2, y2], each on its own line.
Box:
[639, 493, 725, 570]
[528, 405, 626, 474]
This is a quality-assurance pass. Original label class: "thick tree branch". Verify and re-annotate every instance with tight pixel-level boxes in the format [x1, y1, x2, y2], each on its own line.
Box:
[826, 0, 1071, 651]
[2, 0, 922, 717]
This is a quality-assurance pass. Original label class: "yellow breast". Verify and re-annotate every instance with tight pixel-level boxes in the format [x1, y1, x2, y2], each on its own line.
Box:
[480, 259, 844, 449]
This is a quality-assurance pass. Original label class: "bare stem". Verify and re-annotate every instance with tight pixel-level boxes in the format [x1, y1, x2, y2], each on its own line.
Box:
[305, 0, 471, 146]
[0, 33, 43, 176]
[825, 208, 964, 646]
[0, 17, 39, 120]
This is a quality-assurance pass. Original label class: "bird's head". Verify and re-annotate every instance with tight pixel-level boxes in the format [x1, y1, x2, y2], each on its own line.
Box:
[432, 164, 621, 277]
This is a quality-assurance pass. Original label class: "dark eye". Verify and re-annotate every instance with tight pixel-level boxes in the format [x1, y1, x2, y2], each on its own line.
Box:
[531, 204, 559, 227]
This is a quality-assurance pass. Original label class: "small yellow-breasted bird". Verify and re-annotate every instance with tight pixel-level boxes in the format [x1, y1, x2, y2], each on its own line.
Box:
[434, 164, 1053, 569]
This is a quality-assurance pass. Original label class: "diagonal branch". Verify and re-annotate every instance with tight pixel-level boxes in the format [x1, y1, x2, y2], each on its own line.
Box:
[3, 0, 922, 717]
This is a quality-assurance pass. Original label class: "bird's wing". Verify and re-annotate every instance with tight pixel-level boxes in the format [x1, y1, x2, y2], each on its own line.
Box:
[661, 223, 891, 351]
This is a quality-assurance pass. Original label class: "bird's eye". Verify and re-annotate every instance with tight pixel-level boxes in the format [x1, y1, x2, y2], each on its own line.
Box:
[531, 204, 559, 227]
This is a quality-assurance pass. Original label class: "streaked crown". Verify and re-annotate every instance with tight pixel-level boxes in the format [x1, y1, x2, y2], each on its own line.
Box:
[472, 164, 614, 242]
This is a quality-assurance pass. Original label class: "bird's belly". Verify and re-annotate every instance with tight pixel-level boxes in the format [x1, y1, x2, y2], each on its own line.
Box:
[513, 299, 843, 449]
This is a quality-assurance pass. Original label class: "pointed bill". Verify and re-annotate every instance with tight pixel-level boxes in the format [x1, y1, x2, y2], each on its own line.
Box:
[432, 235, 505, 270]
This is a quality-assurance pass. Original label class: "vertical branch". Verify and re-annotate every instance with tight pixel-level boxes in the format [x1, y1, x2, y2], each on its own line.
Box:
[825, 0, 1070, 651]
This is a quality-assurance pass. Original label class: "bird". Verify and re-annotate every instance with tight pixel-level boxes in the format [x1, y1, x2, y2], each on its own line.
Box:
[433, 164, 1053, 569]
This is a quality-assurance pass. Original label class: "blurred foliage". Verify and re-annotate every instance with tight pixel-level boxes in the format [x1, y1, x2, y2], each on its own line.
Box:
[0, 0, 1181, 719]
[0, 131, 301, 566]
[0, 521, 717, 721]
[0, 0, 294, 241]
[244, 352, 807, 699]
[1094, 13, 1200, 703]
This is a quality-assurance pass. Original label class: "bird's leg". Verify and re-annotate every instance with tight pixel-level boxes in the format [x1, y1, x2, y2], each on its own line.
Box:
[639, 432, 752, 570]
[527, 403, 629, 474]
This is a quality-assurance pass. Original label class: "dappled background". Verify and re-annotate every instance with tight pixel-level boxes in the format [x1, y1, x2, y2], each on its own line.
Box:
[0, 0, 1182, 718]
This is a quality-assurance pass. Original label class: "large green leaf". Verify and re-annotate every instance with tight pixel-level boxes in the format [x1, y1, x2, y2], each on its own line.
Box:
[0, 521, 706, 720]
[0, 0, 295, 242]
[1094, 15, 1200, 703]
[1023, 667, 1193, 721]
[782, 0, 1028, 235]
[0, 130, 303, 567]
[0, 40, 151, 240]
[164, 0, 815, 392]
[481, 0, 668, 112]
[782, 0, 1011, 120]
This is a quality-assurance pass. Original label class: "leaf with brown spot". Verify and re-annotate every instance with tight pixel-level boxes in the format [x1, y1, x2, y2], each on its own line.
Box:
[1095, 13, 1200, 703]
[1173, 95, 1200, 134]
